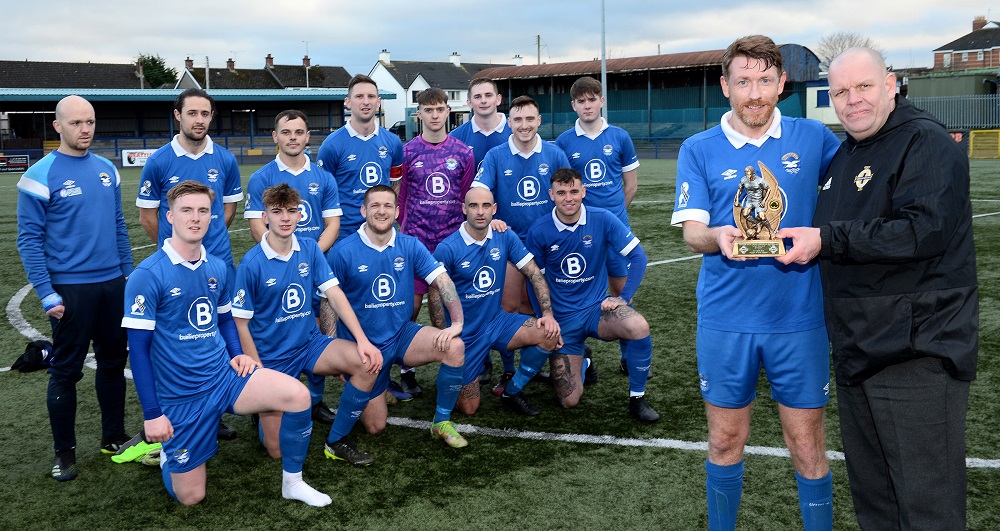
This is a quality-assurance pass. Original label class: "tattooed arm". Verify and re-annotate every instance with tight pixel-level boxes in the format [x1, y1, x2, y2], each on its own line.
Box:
[429, 271, 464, 352]
[520, 259, 560, 339]
[427, 282, 446, 329]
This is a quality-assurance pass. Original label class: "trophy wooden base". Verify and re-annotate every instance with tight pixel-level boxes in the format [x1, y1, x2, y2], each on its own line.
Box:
[732, 239, 786, 257]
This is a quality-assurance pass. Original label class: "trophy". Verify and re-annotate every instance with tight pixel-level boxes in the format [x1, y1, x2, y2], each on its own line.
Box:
[732, 161, 785, 257]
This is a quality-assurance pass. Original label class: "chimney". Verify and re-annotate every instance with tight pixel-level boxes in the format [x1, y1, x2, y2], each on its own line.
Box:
[450, 52, 461, 67]
[185, 56, 194, 70]
[136, 59, 144, 89]
[974, 15, 988, 31]
[302, 55, 311, 68]
[512, 54, 523, 67]
[226, 58, 235, 72]
[379, 49, 391, 65]
[265, 53, 274, 68]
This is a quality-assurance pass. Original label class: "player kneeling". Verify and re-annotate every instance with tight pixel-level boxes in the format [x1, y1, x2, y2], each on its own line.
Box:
[431, 187, 562, 416]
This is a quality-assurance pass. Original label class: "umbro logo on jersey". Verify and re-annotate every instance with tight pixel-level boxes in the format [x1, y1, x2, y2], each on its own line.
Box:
[266, 278, 277, 287]
[550, 244, 560, 252]
[571, 152, 581, 159]
[169, 176, 180, 184]
[461, 261, 471, 268]
[358, 265, 369, 273]
[504, 170, 513, 176]
[722, 169, 738, 180]
[169, 287, 182, 297]
[348, 154, 357, 162]
[63, 180, 75, 187]
[414, 161, 424, 168]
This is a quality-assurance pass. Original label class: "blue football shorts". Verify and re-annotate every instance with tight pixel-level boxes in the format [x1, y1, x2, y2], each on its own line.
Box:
[461, 312, 530, 385]
[369, 320, 423, 398]
[260, 331, 332, 378]
[557, 300, 606, 356]
[696, 326, 830, 409]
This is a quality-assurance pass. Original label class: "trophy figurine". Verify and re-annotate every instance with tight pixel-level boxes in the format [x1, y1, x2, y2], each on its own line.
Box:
[732, 161, 785, 257]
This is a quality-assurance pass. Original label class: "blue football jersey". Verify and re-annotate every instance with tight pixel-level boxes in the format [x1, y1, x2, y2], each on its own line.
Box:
[231, 235, 338, 363]
[137, 137, 243, 267]
[525, 205, 639, 320]
[450, 115, 512, 170]
[555, 120, 639, 226]
[316, 122, 404, 240]
[670, 112, 840, 333]
[244, 157, 343, 242]
[328, 227, 444, 346]
[121, 242, 234, 405]
[473, 135, 570, 240]
[433, 223, 532, 336]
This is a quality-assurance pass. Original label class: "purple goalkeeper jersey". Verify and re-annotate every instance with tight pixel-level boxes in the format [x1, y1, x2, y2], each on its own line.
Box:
[397, 135, 475, 253]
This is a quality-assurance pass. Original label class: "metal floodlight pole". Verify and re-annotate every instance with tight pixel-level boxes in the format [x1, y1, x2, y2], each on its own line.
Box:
[601, 0, 608, 119]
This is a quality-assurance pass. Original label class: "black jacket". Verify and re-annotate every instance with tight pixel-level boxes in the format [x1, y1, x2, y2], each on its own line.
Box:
[814, 96, 978, 386]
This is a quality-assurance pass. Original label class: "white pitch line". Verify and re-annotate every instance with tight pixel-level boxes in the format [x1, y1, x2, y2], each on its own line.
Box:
[7, 284, 48, 342]
[973, 211, 1000, 218]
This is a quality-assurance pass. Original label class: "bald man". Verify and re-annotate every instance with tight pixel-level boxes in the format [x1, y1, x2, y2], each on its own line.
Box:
[16, 95, 136, 481]
[778, 47, 979, 529]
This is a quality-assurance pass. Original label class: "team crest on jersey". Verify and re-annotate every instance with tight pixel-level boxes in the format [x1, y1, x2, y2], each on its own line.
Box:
[781, 152, 801, 174]
[169, 287, 182, 297]
[234, 289, 246, 307]
[59, 180, 82, 198]
[538, 163, 550, 176]
[207, 277, 218, 293]
[174, 448, 190, 466]
[603, 144, 614, 156]
[489, 247, 501, 261]
[677, 182, 690, 208]
[393, 257, 406, 272]
[445, 158, 458, 171]
[854, 166, 873, 191]
[582, 235, 593, 248]
[378, 146, 388, 159]
[298, 262, 310, 277]
[130, 295, 146, 316]
[99, 173, 112, 187]
[169, 176, 180, 184]
[308, 182, 320, 195]
[207, 169, 219, 182]
[722, 169, 738, 180]
[358, 264, 369, 273]
[140, 180, 152, 196]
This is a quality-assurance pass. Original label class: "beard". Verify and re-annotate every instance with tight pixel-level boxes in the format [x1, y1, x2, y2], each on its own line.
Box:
[734, 99, 776, 130]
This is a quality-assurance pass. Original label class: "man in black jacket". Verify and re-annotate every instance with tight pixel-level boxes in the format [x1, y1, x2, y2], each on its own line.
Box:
[778, 47, 978, 529]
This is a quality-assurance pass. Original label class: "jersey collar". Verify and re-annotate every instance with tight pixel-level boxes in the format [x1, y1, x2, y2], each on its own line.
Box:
[720, 108, 782, 149]
[507, 134, 543, 159]
[458, 221, 493, 246]
[472, 113, 508, 135]
[275, 154, 312, 175]
[358, 223, 397, 251]
[346, 119, 380, 141]
[552, 204, 588, 232]
[574, 117, 609, 139]
[170, 135, 215, 159]
[261, 232, 301, 261]
[163, 239, 208, 270]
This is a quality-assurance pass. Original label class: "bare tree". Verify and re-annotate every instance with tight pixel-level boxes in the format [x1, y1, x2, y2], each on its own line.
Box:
[814, 32, 885, 71]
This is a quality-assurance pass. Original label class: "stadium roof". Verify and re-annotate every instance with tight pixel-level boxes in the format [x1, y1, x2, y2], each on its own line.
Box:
[475, 44, 820, 83]
[0, 88, 393, 102]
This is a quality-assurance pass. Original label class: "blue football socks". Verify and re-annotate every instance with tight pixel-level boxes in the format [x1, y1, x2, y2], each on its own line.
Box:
[433, 363, 464, 424]
[706, 459, 744, 531]
[796, 470, 833, 531]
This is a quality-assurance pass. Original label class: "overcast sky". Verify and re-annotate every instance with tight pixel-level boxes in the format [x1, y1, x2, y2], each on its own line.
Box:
[5, 1, 993, 75]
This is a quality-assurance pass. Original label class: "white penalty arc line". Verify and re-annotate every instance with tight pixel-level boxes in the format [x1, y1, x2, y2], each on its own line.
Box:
[387, 417, 1000, 469]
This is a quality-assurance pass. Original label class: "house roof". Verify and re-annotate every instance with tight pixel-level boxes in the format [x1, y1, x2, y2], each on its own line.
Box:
[0, 60, 143, 89]
[377, 60, 499, 89]
[935, 22, 1000, 51]
[185, 64, 352, 90]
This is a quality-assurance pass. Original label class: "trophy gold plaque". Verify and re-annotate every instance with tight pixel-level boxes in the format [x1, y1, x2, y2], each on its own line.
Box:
[732, 161, 785, 257]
